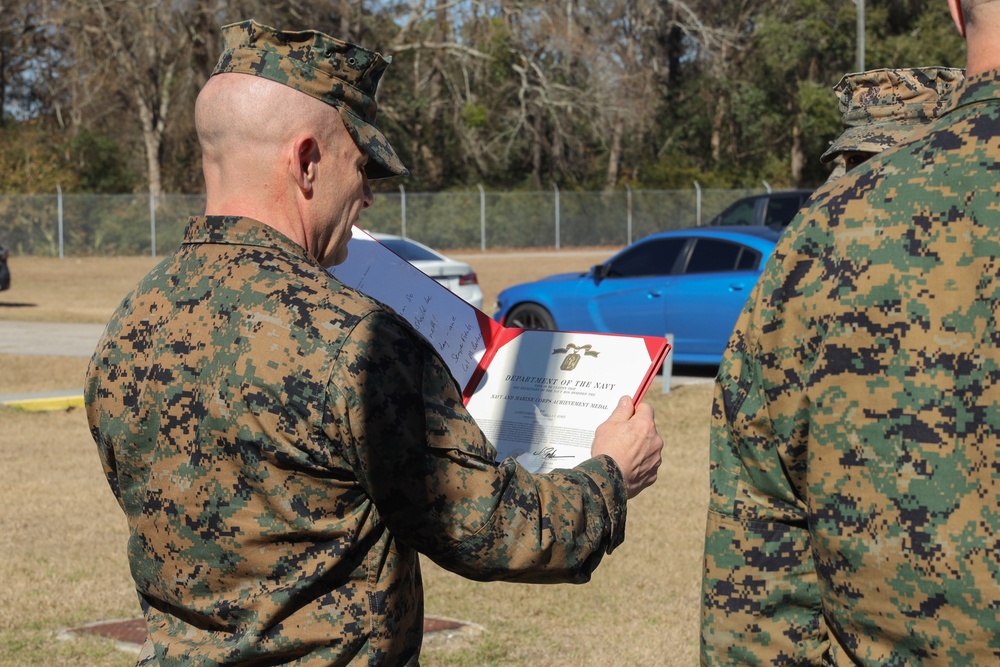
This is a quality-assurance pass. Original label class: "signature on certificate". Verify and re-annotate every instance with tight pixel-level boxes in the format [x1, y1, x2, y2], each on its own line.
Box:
[530, 446, 572, 460]
[516, 445, 575, 473]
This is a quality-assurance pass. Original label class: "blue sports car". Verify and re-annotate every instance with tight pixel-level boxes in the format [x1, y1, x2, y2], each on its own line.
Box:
[493, 227, 782, 365]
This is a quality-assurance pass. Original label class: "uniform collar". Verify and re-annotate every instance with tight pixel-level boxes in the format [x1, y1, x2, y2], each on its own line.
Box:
[947, 68, 1000, 114]
[182, 216, 314, 263]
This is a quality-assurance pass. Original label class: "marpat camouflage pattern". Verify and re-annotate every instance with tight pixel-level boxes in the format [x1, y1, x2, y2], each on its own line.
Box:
[702, 70, 1000, 665]
[86, 216, 627, 666]
[821, 66, 965, 164]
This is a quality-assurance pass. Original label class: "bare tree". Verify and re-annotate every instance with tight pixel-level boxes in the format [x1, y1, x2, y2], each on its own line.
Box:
[380, 0, 730, 189]
[59, 0, 201, 198]
[0, 1, 70, 128]
[5, 0, 929, 195]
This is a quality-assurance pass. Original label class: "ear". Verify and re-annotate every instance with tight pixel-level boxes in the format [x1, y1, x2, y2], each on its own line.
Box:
[290, 135, 319, 194]
[948, 0, 966, 36]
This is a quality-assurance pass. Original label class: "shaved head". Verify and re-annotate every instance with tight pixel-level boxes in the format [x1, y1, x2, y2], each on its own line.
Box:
[193, 71, 373, 266]
[195, 73, 347, 187]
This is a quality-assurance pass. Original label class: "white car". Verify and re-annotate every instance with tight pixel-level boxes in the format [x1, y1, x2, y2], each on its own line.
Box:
[360, 233, 484, 309]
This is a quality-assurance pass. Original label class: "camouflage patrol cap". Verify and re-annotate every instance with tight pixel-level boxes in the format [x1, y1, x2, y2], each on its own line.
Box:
[820, 66, 965, 163]
[212, 19, 408, 179]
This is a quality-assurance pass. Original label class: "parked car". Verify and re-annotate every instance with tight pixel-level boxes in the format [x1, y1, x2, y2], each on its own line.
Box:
[358, 233, 484, 309]
[708, 189, 813, 231]
[0, 243, 9, 291]
[493, 227, 781, 365]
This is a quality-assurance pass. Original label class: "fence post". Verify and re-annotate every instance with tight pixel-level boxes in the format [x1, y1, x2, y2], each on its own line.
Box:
[57, 184, 64, 259]
[399, 184, 406, 238]
[149, 189, 157, 257]
[661, 333, 675, 394]
[694, 181, 702, 226]
[478, 183, 486, 251]
[625, 184, 632, 246]
[553, 183, 560, 250]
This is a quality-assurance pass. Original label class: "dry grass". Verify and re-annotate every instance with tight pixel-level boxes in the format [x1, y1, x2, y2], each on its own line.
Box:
[0, 249, 711, 667]
[0, 407, 138, 667]
[419, 384, 711, 667]
[0, 356, 91, 395]
[0, 256, 162, 324]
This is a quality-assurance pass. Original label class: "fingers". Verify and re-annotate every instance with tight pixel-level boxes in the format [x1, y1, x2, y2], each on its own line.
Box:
[625, 411, 663, 498]
[590, 398, 663, 499]
[632, 400, 654, 421]
[604, 395, 636, 422]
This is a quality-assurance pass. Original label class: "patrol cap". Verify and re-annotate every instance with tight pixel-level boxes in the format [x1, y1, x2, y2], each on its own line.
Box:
[212, 19, 408, 179]
[820, 66, 965, 163]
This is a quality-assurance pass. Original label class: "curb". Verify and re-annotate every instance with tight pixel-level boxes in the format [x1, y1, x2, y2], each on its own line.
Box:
[0, 390, 84, 412]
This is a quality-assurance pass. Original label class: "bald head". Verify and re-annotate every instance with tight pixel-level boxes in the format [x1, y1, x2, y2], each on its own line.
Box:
[196, 73, 347, 192]
[194, 72, 373, 266]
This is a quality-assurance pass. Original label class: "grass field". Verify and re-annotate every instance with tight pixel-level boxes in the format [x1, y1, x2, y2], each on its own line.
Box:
[0, 251, 713, 667]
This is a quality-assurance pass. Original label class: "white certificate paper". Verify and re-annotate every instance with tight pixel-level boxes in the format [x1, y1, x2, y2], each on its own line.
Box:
[330, 226, 669, 472]
[329, 227, 490, 390]
[466, 330, 662, 472]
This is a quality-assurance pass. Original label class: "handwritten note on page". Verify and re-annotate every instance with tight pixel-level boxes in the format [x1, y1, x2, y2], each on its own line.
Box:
[327, 227, 489, 390]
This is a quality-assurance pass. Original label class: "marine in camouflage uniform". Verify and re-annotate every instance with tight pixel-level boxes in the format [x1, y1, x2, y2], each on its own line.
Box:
[87, 19, 659, 667]
[821, 66, 965, 182]
[700, 34, 1000, 667]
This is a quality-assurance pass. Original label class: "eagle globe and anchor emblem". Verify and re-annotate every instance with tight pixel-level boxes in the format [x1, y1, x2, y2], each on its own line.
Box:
[553, 343, 600, 370]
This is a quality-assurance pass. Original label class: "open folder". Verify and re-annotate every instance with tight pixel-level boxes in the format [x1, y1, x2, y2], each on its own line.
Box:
[329, 226, 670, 474]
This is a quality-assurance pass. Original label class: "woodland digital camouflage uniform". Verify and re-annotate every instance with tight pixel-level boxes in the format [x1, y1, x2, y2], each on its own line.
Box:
[87, 21, 628, 667]
[87, 217, 627, 665]
[822, 66, 965, 181]
[702, 70, 1000, 664]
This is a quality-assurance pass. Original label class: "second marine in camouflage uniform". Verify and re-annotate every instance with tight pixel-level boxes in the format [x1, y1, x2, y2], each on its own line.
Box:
[701, 70, 1000, 663]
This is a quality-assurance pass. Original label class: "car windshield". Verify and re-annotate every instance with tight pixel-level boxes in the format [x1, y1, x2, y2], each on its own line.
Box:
[379, 238, 441, 262]
[714, 201, 755, 226]
[763, 196, 804, 229]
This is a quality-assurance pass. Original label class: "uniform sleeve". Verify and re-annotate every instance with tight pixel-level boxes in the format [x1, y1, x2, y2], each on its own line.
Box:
[325, 309, 628, 583]
[700, 275, 829, 664]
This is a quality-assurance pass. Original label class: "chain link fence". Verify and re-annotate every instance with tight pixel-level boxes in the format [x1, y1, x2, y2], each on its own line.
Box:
[0, 186, 764, 257]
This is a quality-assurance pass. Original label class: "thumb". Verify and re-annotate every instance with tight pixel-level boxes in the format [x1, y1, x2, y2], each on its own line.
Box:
[605, 395, 636, 422]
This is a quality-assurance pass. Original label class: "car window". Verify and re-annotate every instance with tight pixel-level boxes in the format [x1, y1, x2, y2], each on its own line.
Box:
[735, 246, 760, 270]
[379, 238, 441, 262]
[763, 195, 806, 230]
[606, 238, 687, 277]
[714, 200, 755, 226]
[683, 239, 761, 274]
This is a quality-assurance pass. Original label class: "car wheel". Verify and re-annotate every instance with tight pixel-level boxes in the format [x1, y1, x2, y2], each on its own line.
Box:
[506, 303, 556, 330]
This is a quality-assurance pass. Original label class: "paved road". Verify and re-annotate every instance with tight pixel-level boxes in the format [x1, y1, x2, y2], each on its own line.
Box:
[0, 320, 107, 358]
[0, 321, 106, 407]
